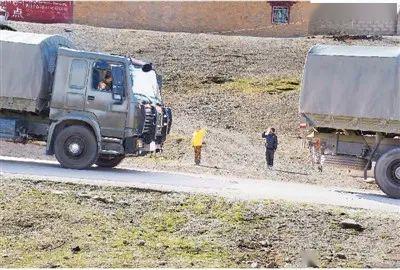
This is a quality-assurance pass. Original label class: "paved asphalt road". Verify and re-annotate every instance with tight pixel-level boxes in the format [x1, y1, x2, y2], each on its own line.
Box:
[1, 156, 400, 213]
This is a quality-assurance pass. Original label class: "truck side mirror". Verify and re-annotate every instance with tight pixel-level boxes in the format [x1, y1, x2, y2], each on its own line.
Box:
[157, 74, 163, 91]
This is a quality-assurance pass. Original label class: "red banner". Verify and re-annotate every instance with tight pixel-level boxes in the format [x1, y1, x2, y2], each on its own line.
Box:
[0, 0, 73, 23]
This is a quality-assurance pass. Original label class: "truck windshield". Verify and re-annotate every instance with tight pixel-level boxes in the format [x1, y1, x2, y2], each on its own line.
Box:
[129, 65, 161, 103]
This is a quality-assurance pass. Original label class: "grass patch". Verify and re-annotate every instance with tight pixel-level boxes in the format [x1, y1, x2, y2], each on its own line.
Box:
[223, 77, 300, 94]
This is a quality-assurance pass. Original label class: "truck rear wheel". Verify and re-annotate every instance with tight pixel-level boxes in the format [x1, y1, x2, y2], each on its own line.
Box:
[374, 148, 400, 199]
[95, 155, 125, 168]
[54, 125, 98, 169]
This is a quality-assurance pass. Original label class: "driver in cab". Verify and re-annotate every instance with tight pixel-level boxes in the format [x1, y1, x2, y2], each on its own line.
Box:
[98, 72, 113, 91]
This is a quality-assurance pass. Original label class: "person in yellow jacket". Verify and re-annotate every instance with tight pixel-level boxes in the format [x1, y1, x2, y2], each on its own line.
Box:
[192, 126, 206, 165]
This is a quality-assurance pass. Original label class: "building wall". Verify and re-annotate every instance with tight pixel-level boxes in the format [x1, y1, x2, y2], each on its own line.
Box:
[73, 1, 314, 37]
[398, 10, 400, 35]
[0, 1, 73, 23]
[3, 1, 392, 37]
[308, 3, 397, 35]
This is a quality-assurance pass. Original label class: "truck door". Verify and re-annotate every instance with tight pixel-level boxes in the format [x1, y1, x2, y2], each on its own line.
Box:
[85, 60, 128, 138]
[65, 59, 88, 111]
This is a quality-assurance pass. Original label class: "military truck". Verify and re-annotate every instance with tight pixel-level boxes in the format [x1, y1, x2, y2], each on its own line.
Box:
[299, 44, 400, 198]
[0, 31, 172, 169]
[0, 7, 15, 31]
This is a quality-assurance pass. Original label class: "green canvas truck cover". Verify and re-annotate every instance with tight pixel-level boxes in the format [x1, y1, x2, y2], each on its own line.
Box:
[299, 44, 400, 133]
[0, 31, 73, 113]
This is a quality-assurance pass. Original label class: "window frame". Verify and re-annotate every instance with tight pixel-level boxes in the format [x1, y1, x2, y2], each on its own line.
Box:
[68, 58, 88, 90]
[91, 59, 127, 96]
[271, 5, 290, 25]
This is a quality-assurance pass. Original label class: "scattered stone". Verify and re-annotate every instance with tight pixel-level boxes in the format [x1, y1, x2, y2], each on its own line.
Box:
[71, 245, 81, 254]
[277, 224, 286, 229]
[363, 178, 376, 184]
[202, 75, 233, 85]
[266, 261, 278, 268]
[250, 261, 259, 268]
[47, 262, 61, 268]
[17, 220, 34, 228]
[50, 190, 65, 195]
[336, 253, 347, 259]
[123, 240, 129, 246]
[260, 240, 271, 247]
[76, 192, 91, 199]
[159, 261, 167, 266]
[332, 34, 382, 42]
[137, 239, 146, 246]
[92, 195, 115, 204]
[118, 200, 130, 206]
[340, 219, 364, 232]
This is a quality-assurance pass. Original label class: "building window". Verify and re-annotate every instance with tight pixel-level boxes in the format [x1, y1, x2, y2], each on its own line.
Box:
[272, 6, 289, 24]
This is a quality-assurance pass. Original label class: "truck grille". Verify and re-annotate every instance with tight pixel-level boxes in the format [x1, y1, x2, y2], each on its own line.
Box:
[143, 106, 156, 134]
[156, 111, 163, 135]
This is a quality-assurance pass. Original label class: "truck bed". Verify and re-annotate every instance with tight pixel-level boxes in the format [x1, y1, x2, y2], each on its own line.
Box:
[0, 31, 72, 113]
[300, 45, 400, 134]
[302, 113, 400, 134]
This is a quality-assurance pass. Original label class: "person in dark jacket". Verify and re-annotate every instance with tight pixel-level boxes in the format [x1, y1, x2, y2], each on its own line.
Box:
[262, 127, 278, 170]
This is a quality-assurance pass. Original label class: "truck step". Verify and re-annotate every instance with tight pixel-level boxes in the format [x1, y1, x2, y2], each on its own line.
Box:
[102, 137, 123, 144]
[322, 155, 369, 170]
[100, 150, 120, 155]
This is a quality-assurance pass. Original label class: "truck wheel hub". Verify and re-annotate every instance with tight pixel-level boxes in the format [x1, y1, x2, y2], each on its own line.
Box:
[65, 136, 85, 157]
[395, 167, 400, 180]
[68, 143, 81, 155]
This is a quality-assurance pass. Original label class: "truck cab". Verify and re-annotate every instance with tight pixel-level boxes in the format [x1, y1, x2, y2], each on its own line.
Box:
[47, 48, 172, 168]
[0, 32, 171, 169]
[0, 7, 7, 24]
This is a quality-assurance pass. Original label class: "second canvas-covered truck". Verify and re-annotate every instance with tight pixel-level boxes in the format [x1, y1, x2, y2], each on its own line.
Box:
[299, 44, 400, 198]
[0, 31, 172, 169]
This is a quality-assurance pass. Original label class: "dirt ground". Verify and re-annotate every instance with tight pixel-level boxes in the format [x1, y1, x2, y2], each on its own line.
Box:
[1, 177, 399, 268]
[4, 21, 400, 190]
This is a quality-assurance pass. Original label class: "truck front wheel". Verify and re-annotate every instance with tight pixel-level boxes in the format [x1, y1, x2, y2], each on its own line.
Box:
[95, 155, 125, 168]
[375, 148, 400, 199]
[54, 125, 98, 169]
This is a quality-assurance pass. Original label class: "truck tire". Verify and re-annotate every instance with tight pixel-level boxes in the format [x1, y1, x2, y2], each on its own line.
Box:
[374, 148, 400, 199]
[54, 125, 98, 169]
[95, 155, 125, 168]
